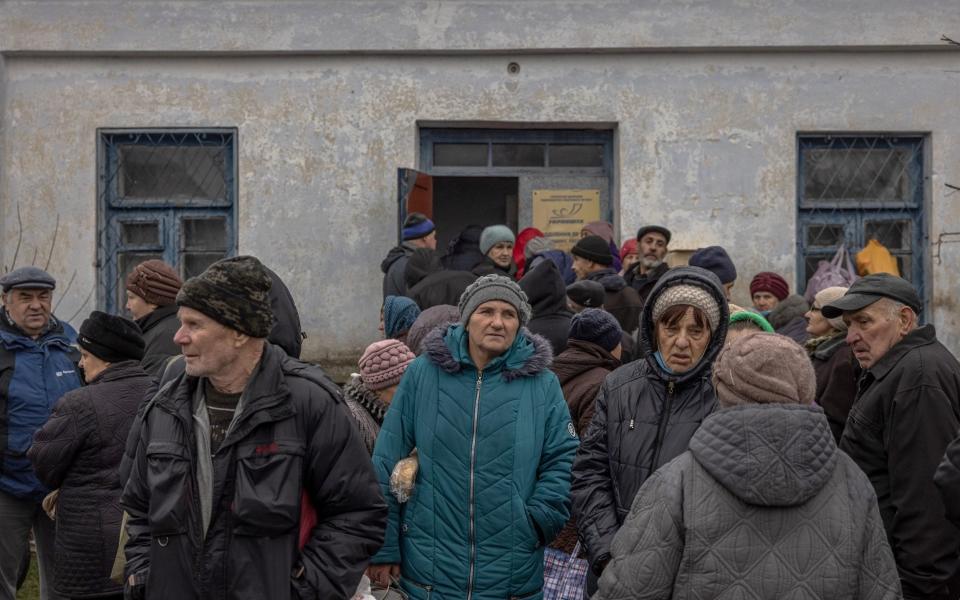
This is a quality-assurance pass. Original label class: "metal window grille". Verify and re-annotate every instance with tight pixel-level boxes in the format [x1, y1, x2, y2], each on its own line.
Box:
[98, 130, 237, 314]
[797, 135, 926, 310]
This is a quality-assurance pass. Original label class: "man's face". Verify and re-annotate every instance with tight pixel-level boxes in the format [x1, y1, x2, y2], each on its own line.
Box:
[572, 256, 602, 280]
[3, 288, 53, 337]
[638, 233, 668, 267]
[488, 242, 514, 269]
[752, 292, 780, 312]
[125, 290, 156, 320]
[466, 300, 520, 357]
[655, 306, 711, 374]
[173, 306, 242, 377]
[844, 300, 911, 369]
[414, 231, 437, 250]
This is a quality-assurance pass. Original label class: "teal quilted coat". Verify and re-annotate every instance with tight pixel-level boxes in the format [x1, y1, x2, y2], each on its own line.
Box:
[371, 324, 578, 600]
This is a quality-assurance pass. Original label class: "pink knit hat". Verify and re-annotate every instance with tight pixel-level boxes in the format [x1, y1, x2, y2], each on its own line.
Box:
[712, 333, 815, 408]
[359, 339, 415, 391]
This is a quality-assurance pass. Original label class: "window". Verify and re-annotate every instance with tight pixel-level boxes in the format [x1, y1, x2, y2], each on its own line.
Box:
[423, 129, 612, 172]
[99, 130, 237, 313]
[797, 135, 925, 307]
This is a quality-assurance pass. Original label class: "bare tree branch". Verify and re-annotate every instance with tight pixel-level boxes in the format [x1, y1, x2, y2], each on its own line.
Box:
[52, 269, 77, 313]
[30, 247, 38, 266]
[943, 35, 960, 46]
[8, 200, 23, 271]
[43, 212, 60, 271]
[66, 286, 94, 324]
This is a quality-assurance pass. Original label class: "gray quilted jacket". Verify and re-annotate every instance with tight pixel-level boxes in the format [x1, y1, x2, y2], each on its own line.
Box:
[594, 404, 902, 600]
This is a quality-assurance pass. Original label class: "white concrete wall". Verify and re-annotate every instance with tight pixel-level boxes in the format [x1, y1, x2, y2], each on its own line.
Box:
[2, 1, 959, 368]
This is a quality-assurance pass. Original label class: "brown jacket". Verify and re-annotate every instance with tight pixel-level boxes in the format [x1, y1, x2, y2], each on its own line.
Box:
[549, 340, 620, 553]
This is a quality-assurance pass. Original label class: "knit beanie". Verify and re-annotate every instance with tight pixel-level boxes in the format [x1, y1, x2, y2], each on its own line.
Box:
[729, 309, 774, 333]
[569, 308, 622, 352]
[78, 311, 145, 362]
[712, 333, 816, 408]
[571, 235, 613, 266]
[406, 304, 459, 355]
[126, 259, 182, 306]
[652, 283, 722, 333]
[383, 295, 421, 339]
[619, 239, 638, 262]
[814, 286, 849, 331]
[750, 272, 789, 301]
[176, 256, 274, 338]
[458, 274, 532, 326]
[480, 225, 516, 256]
[689, 246, 737, 285]
[566, 280, 605, 309]
[359, 339, 415, 391]
[524, 236, 554, 261]
[582, 221, 615, 244]
[402, 212, 435, 241]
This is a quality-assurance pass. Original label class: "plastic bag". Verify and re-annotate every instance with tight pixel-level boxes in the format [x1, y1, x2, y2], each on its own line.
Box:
[804, 244, 858, 303]
[390, 450, 419, 503]
[856, 239, 900, 276]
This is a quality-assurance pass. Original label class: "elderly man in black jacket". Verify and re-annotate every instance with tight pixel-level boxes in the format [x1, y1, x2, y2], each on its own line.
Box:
[121, 256, 386, 600]
[823, 273, 960, 600]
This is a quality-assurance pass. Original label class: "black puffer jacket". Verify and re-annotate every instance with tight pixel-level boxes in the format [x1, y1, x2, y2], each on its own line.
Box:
[138, 306, 181, 377]
[571, 266, 728, 574]
[120, 344, 387, 600]
[266, 266, 304, 359]
[28, 361, 155, 598]
[519, 260, 573, 355]
[405, 248, 476, 309]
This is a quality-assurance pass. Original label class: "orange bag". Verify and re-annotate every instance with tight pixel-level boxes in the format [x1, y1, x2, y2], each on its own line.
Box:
[856, 239, 900, 276]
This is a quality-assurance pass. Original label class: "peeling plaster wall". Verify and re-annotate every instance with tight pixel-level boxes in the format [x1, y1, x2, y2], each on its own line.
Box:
[1, 1, 960, 370]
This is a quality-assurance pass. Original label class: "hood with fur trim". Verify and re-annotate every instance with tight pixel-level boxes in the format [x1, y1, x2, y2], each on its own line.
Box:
[422, 323, 553, 382]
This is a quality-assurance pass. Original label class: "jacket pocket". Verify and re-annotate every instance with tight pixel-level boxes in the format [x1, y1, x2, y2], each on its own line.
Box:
[511, 484, 539, 550]
[145, 442, 191, 535]
[403, 577, 433, 599]
[233, 440, 305, 536]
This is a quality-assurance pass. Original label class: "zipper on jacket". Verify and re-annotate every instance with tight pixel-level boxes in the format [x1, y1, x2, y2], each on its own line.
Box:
[466, 369, 483, 600]
[649, 380, 676, 473]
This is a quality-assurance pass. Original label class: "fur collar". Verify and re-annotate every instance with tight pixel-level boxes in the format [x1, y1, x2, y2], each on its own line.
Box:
[422, 325, 553, 382]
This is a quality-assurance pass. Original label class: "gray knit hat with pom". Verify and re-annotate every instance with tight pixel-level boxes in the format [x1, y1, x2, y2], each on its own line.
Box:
[458, 274, 532, 326]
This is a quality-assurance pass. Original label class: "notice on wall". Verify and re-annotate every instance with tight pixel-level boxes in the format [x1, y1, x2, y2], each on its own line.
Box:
[532, 189, 601, 251]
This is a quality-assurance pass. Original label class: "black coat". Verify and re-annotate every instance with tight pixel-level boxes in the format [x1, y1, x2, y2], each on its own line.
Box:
[138, 305, 181, 377]
[936, 432, 960, 528]
[519, 260, 573, 355]
[808, 333, 859, 443]
[840, 325, 960, 600]
[28, 361, 155, 598]
[120, 344, 387, 600]
[623, 262, 669, 306]
[441, 225, 485, 272]
[571, 267, 728, 574]
[586, 269, 642, 334]
[266, 266, 304, 359]
[404, 248, 476, 309]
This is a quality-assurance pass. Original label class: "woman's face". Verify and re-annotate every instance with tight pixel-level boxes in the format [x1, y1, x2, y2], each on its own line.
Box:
[656, 307, 711, 374]
[805, 304, 835, 337]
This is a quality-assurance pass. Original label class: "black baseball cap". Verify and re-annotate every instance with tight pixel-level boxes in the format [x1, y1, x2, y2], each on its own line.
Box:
[821, 273, 921, 318]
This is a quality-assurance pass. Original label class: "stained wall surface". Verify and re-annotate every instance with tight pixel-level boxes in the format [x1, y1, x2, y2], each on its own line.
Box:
[1, 1, 959, 369]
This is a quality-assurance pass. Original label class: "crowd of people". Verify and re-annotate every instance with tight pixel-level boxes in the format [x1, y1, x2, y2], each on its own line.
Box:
[1, 212, 959, 600]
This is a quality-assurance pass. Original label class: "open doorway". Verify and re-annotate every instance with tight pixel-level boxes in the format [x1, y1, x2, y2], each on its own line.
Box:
[432, 177, 518, 251]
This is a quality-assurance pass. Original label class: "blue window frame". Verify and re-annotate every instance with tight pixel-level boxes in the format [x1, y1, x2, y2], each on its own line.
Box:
[98, 129, 237, 313]
[797, 134, 926, 310]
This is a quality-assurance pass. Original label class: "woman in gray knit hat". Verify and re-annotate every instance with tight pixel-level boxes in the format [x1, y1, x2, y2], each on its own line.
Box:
[367, 274, 578, 600]
[594, 333, 901, 600]
[571, 265, 729, 596]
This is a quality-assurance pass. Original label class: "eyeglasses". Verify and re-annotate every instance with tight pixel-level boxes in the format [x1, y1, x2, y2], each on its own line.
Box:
[810, 306, 822, 312]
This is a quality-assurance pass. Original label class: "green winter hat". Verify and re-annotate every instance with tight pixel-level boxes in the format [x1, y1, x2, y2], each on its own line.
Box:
[176, 256, 274, 338]
[729, 309, 774, 333]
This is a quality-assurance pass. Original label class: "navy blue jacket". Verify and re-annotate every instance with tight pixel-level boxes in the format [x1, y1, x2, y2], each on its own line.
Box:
[0, 311, 82, 500]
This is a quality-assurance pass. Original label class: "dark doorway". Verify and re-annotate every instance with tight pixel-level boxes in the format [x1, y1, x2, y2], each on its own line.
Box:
[432, 177, 518, 251]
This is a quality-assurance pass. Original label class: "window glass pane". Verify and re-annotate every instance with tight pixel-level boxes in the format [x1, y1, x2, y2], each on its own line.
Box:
[118, 145, 228, 203]
[118, 252, 164, 307]
[896, 255, 911, 282]
[433, 143, 488, 167]
[182, 217, 228, 251]
[183, 253, 226, 279]
[550, 144, 604, 167]
[805, 224, 845, 248]
[120, 221, 160, 247]
[802, 145, 916, 204]
[491, 144, 544, 167]
[865, 220, 910, 251]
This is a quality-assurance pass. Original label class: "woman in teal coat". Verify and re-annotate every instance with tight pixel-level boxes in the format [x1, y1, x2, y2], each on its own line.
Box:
[368, 275, 579, 600]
